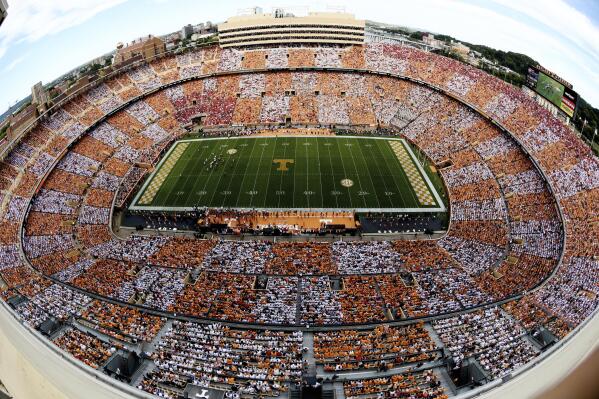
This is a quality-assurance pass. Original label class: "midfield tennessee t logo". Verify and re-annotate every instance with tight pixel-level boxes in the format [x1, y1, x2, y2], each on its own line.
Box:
[273, 159, 294, 171]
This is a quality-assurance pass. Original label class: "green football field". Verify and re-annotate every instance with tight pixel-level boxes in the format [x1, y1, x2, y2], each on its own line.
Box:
[130, 136, 445, 212]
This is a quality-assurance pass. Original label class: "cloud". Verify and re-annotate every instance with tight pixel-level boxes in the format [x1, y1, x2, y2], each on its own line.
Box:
[349, 0, 599, 105]
[474, 0, 599, 105]
[0, 0, 597, 107]
[2, 53, 28, 73]
[490, 1, 599, 72]
[0, 0, 128, 60]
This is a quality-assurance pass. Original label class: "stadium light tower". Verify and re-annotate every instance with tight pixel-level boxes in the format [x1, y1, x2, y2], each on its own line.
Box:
[0, 0, 8, 27]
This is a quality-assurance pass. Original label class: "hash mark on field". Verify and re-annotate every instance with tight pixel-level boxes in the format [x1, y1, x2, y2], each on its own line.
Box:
[364, 140, 395, 209]
[219, 139, 247, 208]
[304, 137, 311, 208]
[197, 141, 232, 207]
[324, 144, 340, 209]
[345, 139, 373, 208]
[334, 139, 353, 209]
[314, 134, 325, 208]
[247, 139, 268, 208]
[276, 137, 289, 208]
[232, 139, 258, 208]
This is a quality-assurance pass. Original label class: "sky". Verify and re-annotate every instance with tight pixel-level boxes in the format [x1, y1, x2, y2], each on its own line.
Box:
[0, 0, 598, 115]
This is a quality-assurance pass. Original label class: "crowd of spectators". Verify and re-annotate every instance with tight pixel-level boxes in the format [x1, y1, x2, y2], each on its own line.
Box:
[0, 41, 598, 399]
[299, 276, 342, 325]
[54, 328, 117, 369]
[433, 307, 538, 379]
[334, 241, 403, 274]
[80, 300, 164, 343]
[266, 242, 335, 275]
[344, 369, 446, 399]
[314, 323, 439, 371]
[141, 321, 303, 397]
[116, 266, 187, 311]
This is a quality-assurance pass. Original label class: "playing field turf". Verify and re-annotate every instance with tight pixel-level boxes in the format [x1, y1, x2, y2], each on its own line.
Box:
[130, 136, 446, 212]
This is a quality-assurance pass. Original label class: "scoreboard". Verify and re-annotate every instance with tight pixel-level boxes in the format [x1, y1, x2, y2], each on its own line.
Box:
[526, 65, 578, 118]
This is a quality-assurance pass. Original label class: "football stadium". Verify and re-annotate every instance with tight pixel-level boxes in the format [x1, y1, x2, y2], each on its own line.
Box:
[0, 4, 598, 399]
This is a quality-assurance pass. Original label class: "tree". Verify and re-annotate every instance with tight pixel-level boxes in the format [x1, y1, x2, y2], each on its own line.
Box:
[409, 31, 423, 40]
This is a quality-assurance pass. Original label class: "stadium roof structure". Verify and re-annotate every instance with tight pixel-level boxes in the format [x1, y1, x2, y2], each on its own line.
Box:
[0, 0, 8, 28]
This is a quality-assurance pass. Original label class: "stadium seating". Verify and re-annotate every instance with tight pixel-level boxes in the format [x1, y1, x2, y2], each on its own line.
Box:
[0, 42, 597, 399]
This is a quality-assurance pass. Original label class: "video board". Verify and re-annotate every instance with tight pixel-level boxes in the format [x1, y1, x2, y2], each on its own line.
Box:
[526, 65, 578, 118]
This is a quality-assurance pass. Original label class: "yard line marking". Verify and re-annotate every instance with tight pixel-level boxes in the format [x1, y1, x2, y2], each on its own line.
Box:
[314, 136, 325, 208]
[233, 138, 259, 207]
[292, 137, 298, 208]
[219, 139, 248, 208]
[377, 140, 408, 207]
[158, 143, 206, 207]
[259, 138, 277, 208]
[304, 136, 311, 208]
[365, 140, 394, 208]
[346, 138, 373, 208]
[204, 138, 238, 208]
[324, 142, 340, 209]
[356, 139, 382, 209]
[247, 139, 268, 208]
[334, 138, 354, 209]
[182, 142, 221, 207]
[194, 141, 222, 206]
[276, 136, 289, 209]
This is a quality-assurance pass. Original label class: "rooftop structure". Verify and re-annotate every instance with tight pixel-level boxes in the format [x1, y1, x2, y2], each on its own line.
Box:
[218, 9, 365, 48]
[0, 0, 8, 27]
[113, 34, 166, 65]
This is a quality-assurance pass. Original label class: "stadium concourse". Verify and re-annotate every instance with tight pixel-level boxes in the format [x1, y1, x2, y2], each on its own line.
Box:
[0, 41, 597, 399]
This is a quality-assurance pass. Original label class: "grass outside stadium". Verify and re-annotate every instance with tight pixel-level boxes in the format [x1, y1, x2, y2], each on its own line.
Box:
[130, 135, 447, 213]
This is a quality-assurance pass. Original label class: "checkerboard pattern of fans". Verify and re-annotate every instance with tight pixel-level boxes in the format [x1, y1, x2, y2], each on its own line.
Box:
[0, 43, 597, 399]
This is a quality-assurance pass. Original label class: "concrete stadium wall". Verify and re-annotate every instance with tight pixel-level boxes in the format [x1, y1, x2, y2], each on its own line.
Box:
[464, 307, 599, 399]
[1, 294, 598, 399]
[0, 302, 152, 399]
